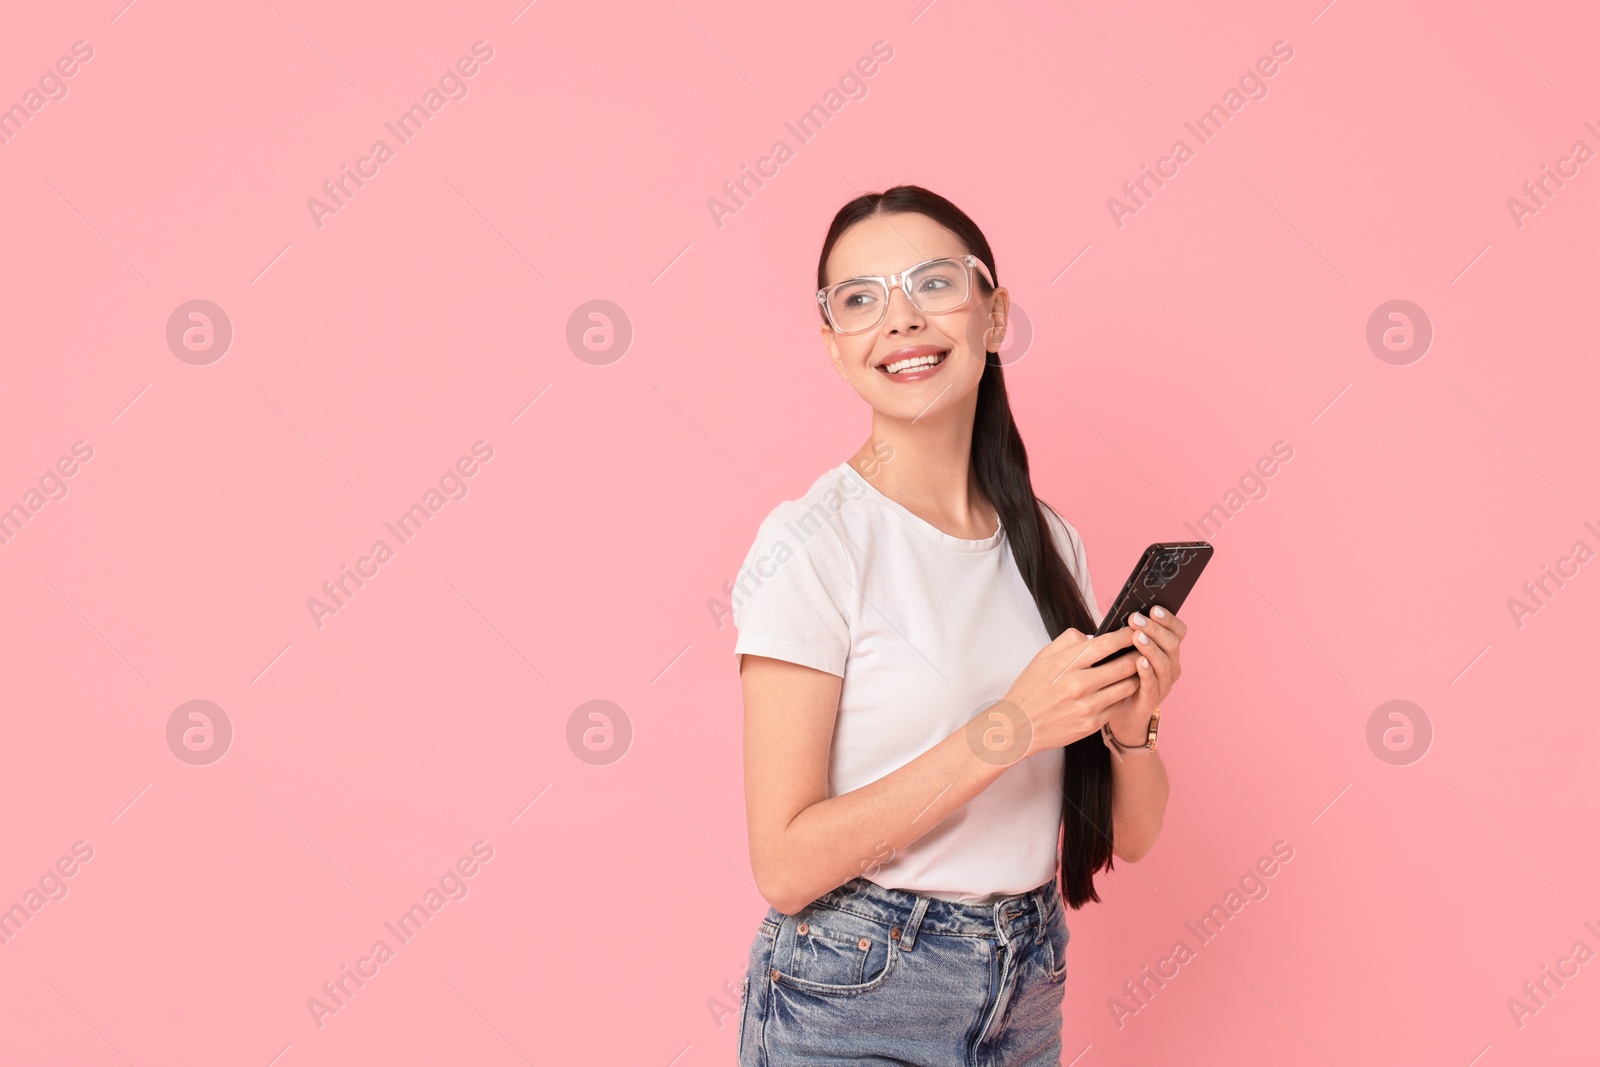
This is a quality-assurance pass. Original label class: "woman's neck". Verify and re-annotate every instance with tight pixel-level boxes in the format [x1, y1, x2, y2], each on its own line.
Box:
[850, 402, 996, 540]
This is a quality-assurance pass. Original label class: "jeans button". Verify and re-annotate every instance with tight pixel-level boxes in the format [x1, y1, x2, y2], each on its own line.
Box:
[890, 926, 901, 940]
[857, 936, 870, 950]
[797, 921, 808, 935]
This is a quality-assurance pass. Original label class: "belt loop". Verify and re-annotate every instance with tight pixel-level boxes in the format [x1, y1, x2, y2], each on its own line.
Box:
[897, 894, 931, 952]
[993, 898, 1013, 949]
[1031, 886, 1049, 943]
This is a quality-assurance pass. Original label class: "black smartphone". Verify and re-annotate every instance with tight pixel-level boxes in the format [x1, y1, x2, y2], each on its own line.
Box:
[1088, 541, 1214, 668]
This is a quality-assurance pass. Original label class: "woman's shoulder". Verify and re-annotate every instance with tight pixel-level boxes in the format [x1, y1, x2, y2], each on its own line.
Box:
[729, 464, 862, 670]
[746, 462, 869, 553]
[736, 463, 865, 585]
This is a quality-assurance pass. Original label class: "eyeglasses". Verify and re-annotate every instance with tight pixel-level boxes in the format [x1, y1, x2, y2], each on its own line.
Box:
[817, 254, 996, 335]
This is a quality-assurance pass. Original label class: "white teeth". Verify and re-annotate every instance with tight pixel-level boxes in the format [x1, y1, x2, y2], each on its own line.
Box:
[883, 352, 947, 374]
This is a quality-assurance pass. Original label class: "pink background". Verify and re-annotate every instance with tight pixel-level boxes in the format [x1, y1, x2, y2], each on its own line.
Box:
[2, 0, 1597, 1064]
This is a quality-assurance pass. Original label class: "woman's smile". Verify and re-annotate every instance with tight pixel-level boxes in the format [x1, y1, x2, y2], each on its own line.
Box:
[875, 344, 951, 381]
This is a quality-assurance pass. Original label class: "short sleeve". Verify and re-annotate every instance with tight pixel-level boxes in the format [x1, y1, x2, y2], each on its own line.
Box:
[1041, 503, 1102, 630]
[730, 502, 852, 677]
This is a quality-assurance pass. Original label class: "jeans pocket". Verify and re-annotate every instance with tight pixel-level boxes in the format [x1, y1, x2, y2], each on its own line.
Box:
[773, 905, 898, 996]
[739, 917, 779, 1066]
[735, 974, 752, 1063]
[1042, 902, 1070, 984]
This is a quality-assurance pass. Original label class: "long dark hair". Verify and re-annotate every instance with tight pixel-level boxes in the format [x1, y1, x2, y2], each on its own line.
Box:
[816, 184, 1115, 909]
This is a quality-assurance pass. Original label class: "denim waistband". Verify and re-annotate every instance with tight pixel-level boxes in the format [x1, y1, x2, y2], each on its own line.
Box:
[806, 875, 1059, 952]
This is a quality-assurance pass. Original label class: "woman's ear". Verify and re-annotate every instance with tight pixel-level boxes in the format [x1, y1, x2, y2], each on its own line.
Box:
[982, 288, 1010, 352]
[821, 322, 849, 381]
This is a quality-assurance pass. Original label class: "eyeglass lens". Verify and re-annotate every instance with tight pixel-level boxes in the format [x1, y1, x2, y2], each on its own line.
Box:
[826, 259, 969, 332]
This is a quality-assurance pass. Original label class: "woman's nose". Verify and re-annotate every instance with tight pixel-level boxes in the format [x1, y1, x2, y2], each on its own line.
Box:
[882, 285, 925, 330]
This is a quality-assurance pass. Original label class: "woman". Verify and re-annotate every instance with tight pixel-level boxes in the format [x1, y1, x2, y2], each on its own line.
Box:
[731, 184, 1186, 1065]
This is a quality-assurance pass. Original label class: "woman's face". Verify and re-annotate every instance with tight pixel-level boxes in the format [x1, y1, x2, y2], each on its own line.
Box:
[819, 212, 1008, 423]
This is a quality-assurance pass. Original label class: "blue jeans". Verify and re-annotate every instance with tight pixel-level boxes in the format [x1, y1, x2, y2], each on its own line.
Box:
[737, 875, 1069, 1066]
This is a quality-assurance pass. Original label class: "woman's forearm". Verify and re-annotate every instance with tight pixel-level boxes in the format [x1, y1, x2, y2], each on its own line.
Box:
[767, 721, 1015, 914]
[1108, 743, 1169, 862]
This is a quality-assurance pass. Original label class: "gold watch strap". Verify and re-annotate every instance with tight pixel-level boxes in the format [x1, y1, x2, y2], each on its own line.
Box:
[1102, 707, 1161, 760]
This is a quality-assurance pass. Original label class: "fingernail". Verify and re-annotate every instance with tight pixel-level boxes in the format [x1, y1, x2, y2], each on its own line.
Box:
[1136, 632, 1150, 645]
[1152, 607, 1167, 619]
[1139, 656, 1149, 669]
[1130, 613, 1146, 626]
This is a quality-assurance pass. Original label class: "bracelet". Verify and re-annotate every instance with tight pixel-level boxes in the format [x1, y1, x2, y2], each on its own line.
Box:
[1102, 707, 1161, 762]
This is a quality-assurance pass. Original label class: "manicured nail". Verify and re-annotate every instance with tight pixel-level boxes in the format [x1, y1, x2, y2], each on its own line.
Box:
[1139, 656, 1150, 669]
[1136, 631, 1150, 645]
[1152, 607, 1167, 619]
[1130, 613, 1146, 626]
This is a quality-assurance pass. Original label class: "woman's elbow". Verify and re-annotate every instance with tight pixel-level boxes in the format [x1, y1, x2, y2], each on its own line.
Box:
[753, 857, 801, 915]
[758, 882, 807, 916]
[1112, 825, 1162, 863]
[1113, 841, 1153, 864]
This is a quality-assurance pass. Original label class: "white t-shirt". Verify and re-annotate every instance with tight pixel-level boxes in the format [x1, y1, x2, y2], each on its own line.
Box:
[732, 460, 1102, 905]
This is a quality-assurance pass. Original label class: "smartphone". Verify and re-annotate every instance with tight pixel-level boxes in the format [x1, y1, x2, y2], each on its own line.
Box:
[1088, 541, 1214, 668]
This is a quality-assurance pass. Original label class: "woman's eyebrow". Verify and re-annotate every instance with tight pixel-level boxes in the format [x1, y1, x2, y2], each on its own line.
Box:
[833, 257, 947, 281]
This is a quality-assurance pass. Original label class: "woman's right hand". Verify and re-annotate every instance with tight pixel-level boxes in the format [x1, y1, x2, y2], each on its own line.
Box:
[997, 626, 1143, 757]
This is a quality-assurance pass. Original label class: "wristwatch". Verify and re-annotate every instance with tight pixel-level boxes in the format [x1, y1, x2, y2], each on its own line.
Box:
[1102, 707, 1161, 760]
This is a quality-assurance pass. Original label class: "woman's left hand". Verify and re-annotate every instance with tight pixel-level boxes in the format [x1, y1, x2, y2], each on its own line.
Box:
[1102, 607, 1187, 745]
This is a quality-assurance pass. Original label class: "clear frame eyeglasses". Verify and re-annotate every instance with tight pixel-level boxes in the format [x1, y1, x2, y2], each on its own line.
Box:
[816, 254, 997, 335]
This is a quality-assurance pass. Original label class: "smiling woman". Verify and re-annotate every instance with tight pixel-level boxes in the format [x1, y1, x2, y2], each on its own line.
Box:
[731, 184, 1182, 1064]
